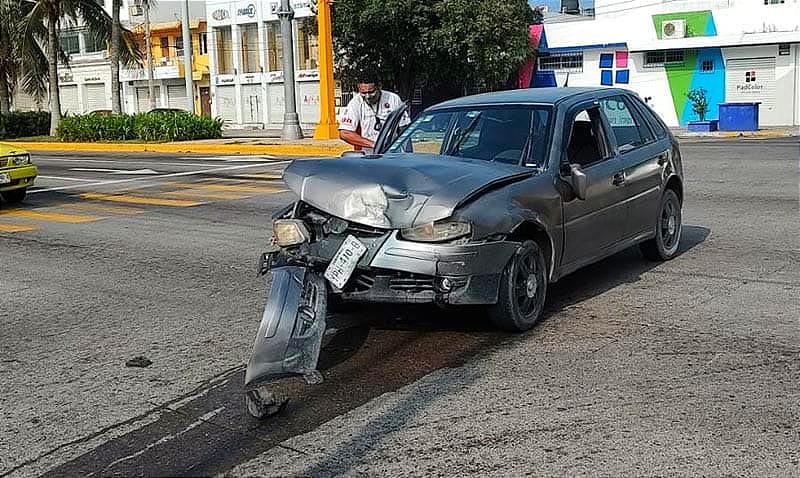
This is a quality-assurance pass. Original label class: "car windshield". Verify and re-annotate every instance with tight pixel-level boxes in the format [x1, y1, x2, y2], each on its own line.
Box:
[387, 105, 552, 167]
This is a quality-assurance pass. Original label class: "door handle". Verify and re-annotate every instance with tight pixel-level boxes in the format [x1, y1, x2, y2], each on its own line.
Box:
[612, 172, 626, 186]
[657, 152, 669, 166]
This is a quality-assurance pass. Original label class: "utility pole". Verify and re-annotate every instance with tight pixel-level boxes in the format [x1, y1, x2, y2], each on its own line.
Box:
[313, 0, 338, 139]
[144, 0, 156, 110]
[180, 0, 195, 113]
[277, 0, 304, 139]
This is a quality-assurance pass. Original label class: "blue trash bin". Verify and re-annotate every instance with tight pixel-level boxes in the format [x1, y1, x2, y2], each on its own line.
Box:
[718, 102, 760, 131]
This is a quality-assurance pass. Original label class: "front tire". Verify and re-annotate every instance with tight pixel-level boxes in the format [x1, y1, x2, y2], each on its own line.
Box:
[640, 189, 682, 261]
[1, 188, 27, 203]
[488, 240, 548, 332]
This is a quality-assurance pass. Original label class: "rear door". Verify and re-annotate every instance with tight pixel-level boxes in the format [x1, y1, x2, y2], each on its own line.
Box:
[598, 94, 668, 240]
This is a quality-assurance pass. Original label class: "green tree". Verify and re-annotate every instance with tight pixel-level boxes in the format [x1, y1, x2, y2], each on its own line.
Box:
[0, 0, 48, 113]
[110, 0, 122, 113]
[17, 0, 141, 135]
[330, 0, 534, 102]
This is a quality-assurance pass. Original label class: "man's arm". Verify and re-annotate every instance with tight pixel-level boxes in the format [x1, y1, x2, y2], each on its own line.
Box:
[339, 129, 375, 148]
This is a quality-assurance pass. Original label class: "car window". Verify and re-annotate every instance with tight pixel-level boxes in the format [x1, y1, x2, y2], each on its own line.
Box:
[599, 96, 650, 151]
[566, 107, 609, 168]
[389, 106, 552, 167]
[632, 97, 667, 139]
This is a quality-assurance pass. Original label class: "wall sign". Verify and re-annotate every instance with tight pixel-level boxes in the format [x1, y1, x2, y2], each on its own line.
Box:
[212, 9, 230, 21]
[237, 4, 256, 17]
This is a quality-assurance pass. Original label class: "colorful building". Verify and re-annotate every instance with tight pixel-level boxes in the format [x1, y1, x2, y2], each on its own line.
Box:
[529, 0, 800, 127]
[121, 19, 212, 115]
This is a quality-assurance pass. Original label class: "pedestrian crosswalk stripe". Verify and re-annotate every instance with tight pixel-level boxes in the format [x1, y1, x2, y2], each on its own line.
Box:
[0, 209, 100, 223]
[80, 192, 203, 207]
[160, 190, 246, 200]
[184, 183, 287, 194]
[0, 222, 37, 233]
[235, 173, 284, 180]
[60, 203, 146, 215]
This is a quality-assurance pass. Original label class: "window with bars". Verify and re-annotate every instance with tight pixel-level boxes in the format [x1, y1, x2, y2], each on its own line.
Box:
[644, 50, 685, 67]
[83, 32, 105, 53]
[175, 36, 184, 57]
[701, 60, 714, 73]
[60, 34, 80, 55]
[537, 52, 583, 72]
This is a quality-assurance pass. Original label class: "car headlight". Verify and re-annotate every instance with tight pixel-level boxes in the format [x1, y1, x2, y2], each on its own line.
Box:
[11, 154, 30, 165]
[272, 219, 311, 247]
[400, 220, 471, 243]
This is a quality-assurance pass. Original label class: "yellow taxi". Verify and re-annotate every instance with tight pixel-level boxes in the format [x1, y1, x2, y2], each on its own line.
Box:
[0, 143, 37, 203]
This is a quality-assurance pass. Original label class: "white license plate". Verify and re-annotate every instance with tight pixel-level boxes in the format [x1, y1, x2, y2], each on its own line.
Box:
[324, 235, 368, 289]
[0, 173, 10, 185]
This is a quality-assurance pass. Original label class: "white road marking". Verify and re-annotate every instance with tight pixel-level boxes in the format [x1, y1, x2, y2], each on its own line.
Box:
[70, 168, 159, 175]
[38, 175, 95, 182]
[179, 155, 279, 162]
[30, 161, 291, 194]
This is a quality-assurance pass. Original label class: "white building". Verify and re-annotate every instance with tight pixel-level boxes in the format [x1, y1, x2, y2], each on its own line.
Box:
[533, 0, 800, 126]
[205, 0, 321, 128]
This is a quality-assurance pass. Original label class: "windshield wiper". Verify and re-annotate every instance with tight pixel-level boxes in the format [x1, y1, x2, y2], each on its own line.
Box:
[446, 112, 482, 156]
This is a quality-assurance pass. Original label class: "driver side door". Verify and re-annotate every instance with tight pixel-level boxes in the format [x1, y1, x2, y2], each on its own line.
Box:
[560, 104, 629, 270]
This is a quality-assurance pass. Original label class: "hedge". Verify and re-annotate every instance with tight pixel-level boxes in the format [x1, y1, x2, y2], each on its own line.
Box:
[0, 111, 51, 139]
[56, 112, 224, 142]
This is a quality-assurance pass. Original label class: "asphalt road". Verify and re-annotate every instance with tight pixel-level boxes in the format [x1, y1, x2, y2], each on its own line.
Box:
[0, 139, 798, 478]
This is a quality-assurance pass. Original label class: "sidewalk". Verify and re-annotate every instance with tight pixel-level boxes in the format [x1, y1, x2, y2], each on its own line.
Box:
[6, 126, 797, 158]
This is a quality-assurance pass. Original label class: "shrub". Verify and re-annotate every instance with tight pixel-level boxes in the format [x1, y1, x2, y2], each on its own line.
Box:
[56, 112, 223, 142]
[686, 88, 709, 122]
[0, 111, 51, 139]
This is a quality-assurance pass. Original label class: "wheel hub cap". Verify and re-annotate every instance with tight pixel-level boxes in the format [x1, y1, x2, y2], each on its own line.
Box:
[667, 215, 676, 235]
[525, 274, 537, 298]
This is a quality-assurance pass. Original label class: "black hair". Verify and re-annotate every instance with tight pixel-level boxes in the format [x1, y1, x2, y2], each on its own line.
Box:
[356, 71, 379, 85]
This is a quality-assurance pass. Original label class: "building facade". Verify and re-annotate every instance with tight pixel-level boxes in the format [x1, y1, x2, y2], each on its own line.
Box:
[205, 0, 321, 128]
[120, 19, 212, 115]
[532, 0, 800, 126]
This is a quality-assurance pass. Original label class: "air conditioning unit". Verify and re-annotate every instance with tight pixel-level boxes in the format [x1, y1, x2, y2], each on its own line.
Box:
[128, 5, 143, 16]
[662, 19, 686, 39]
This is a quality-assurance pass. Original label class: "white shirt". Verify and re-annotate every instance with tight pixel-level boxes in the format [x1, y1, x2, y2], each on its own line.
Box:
[339, 90, 411, 147]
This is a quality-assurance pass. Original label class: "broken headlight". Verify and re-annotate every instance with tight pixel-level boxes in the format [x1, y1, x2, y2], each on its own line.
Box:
[10, 154, 30, 166]
[400, 220, 471, 243]
[273, 219, 311, 247]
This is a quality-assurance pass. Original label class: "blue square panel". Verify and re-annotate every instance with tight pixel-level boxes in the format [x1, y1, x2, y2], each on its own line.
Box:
[599, 53, 613, 68]
[600, 69, 613, 86]
[615, 69, 630, 84]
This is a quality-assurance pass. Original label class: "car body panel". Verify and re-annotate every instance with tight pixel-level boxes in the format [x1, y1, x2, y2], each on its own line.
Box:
[0, 143, 37, 192]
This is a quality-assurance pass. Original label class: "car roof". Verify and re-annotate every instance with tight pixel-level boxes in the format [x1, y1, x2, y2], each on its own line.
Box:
[428, 87, 634, 110]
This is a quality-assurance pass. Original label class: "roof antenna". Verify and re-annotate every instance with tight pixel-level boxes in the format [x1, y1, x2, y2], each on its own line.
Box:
[562, 72, 570, 87]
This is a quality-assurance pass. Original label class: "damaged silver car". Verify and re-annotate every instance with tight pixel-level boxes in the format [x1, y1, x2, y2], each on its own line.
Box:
[245, 87, 684, 412]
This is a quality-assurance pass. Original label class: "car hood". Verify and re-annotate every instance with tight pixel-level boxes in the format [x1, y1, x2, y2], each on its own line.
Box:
[283, 153, 536, 229]
[0, 143, 28, 157]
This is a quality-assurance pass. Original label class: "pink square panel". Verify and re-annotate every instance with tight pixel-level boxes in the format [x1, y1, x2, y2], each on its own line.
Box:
[616, 51, 628, 68]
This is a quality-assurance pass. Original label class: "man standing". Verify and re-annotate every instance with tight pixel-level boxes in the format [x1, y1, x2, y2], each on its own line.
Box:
[338, 75, 410, 153]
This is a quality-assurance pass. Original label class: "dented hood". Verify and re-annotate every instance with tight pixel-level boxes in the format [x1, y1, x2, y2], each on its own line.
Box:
[283, 153, 535, 229]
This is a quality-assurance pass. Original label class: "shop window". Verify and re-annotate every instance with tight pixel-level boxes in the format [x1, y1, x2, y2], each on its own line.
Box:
[266, 22, 283, 72]
[644, 49, 684, 67]
[701, 60, 714, 73]
[297, 22, 319, 70]
[60, 33, 80, 55]
[537, 52, 583, 72]
[215, 27, 234, 74]
[241, 24, 260, 73]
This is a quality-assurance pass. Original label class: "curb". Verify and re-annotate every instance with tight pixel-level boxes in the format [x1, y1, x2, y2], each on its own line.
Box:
[6, 141, 351, 157]
[673, 130, 798, 139]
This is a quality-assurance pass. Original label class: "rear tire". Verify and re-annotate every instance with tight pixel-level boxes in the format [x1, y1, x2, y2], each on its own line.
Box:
[1, 188, 27, 203]
[488, 240, 548, 332]
[640, 189, 682, 261]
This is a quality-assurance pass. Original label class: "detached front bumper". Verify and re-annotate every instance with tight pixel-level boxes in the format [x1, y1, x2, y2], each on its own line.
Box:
[265, 231, 518, 305]
[0, 165, 37, 192]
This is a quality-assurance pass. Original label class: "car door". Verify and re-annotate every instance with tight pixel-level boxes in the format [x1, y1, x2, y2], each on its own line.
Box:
[560, 103, 628, 269]
[373, 103, 410, 154]
[598, 94, 668, 240]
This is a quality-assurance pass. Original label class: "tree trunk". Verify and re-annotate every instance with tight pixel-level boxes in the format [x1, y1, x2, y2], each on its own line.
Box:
[0, 74, 10, 114]
[47, 12, 61, 136]
[110, 0, 121, 113]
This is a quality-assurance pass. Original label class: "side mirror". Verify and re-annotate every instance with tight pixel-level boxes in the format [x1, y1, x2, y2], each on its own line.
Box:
[569, 164, 588, 200]
[340, 150, 366, 158]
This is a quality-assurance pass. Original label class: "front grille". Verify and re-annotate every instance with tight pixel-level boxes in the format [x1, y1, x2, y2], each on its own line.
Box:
[388, 275, 435, 293]
[350, 272, 375, 292]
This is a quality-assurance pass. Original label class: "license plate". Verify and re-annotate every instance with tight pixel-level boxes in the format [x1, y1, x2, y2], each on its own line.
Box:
[324, 235, 367, 289]
[0, 173, 9, 185]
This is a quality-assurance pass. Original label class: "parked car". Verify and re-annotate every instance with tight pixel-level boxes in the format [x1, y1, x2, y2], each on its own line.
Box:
[0, 143, 37, 204]
[244, 87, 684, 414]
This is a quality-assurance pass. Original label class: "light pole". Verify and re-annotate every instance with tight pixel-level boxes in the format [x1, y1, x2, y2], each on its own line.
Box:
[144, 0, 156, 110]
[313, 0, 338, 139]
[277, 0, 304, 140]
[180, 0, 195, 113]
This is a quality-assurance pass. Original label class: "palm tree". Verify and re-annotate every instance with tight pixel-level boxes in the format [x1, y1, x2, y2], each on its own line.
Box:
[19, 0, 141, 134]
[0, 0, 48, 113]
[110, 0, 121, 113]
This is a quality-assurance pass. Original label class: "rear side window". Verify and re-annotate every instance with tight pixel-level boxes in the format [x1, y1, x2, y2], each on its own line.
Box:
[632, 96, 668, 138]
[599, 96, 653, 151]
